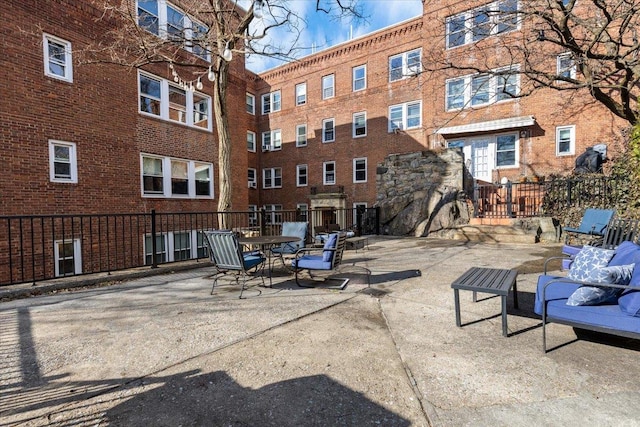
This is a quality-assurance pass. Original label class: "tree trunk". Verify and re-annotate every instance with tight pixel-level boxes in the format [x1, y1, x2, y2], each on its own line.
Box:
[214, 60, 231, 214]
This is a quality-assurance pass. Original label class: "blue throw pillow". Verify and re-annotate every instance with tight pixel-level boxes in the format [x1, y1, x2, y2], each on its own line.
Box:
[566, 264, 635, 306]
[566, 245, 615, 282]
[322, 233, 338, 262]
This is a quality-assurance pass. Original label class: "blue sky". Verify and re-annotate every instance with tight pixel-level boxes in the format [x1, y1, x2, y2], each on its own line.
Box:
[242, 0, 424, 73]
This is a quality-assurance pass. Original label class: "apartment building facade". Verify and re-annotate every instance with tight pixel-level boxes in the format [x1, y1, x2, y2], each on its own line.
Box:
[251, 0, 629, 212]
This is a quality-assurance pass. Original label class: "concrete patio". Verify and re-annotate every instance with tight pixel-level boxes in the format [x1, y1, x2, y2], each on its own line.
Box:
[1, 237, 639, 426]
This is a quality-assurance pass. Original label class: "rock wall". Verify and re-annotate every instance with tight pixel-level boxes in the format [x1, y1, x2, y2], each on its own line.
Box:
[375, 149, 470, 236]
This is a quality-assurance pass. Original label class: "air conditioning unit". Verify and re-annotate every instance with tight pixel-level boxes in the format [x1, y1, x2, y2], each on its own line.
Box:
[262, 144, 271, 152]
[248, 182, 257, 189]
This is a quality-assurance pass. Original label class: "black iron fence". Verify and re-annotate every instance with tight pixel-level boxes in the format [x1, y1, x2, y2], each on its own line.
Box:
[0, 207, 379, 287]
[471, 176, 618, 219]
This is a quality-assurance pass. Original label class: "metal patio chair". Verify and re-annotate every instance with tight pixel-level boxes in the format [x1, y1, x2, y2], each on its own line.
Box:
[291, 232, 349, 289]
[270, 221, 308, 271]
[563, 208, 615, 245]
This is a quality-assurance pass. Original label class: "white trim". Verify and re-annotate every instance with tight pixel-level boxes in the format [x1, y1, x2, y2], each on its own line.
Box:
[353, 112, 367, 138]
[140, 154, 214, 198]
[296, 164, 308, 187]
[43, 33, 73, 82]
[322, 118, 335, 143]
[436, 115, 535, 135]
[353, 64, 367, 91]
[353, 157, 367, 183]
[49, 140, 78, 183]
[54, 239, 82, 277]
[556, 125, 576, 156]
[323, 161, 336, 185]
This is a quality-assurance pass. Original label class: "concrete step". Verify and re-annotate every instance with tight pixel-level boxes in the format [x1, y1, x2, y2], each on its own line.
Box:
[449, 224, 538, 243]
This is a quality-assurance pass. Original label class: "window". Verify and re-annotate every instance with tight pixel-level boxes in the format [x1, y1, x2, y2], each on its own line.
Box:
[496, 134, 517, 167]
[248, 168, 257, 188]
[297, 164, 308, 187]
[297, 204, 309, 222]
[145, 233, 167, 265]
[49, 140, 77, 183]
[262, 129, 282, 151]
[556, 125, 575, 155]
[296, 124, 307, 147]
[322, 74, 335, 99]
[139, 71, 212, 130]
[141, 154, 213, 198]
[247, 131, 256, 152]
[248, 205, 258, 227]
[389, 48, 421, 82]
[296, 83, 307, 106]
[323, 161, 336, 185]
[388, 101, 422, 131]
[173, 231, 191, 261]
[43, 34, 73, 82]
[353, 112, 367, 137]
[353, 65, 366, 91]
[445, 66, 520, 110]
[144, 230, 205, 264]
[137, 0, 210, 60]
[261, 90, 281, 114]
[353, 158, 367, 183]
[557, 53, 576, 79]
[246, 93, 255, 114]
[446, 0, 519, 49]
[263, 168, 282, 189]
[323, 118, 335, 143]
[54, 239, 82, 277]
[264, 205, 283, 224]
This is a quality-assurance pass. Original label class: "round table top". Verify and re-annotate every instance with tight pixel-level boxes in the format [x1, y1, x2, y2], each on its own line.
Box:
[238, 235, 300, 245]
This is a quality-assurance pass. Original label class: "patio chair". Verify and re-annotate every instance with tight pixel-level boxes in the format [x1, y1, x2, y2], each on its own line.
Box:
[563, 208, 615, 245]
[204, 230, 266, 299]
[291, 232, 349, 289]
[270, 221, 308, 271]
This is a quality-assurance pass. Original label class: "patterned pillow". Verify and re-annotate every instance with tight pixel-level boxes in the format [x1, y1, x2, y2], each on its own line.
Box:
[566, 245, 615, 282]
[566, 264, 635, 306]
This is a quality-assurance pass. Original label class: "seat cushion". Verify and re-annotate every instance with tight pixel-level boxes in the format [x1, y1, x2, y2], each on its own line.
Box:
[322, 233, 338, 262]
[243, 254, 264, 270]
[534, 275, 581, 315]
[566, 245, 614, 282]
[292, 255, 332, 270]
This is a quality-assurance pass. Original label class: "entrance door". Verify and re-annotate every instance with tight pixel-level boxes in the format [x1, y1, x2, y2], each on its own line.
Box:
[471, 139, 492, 183]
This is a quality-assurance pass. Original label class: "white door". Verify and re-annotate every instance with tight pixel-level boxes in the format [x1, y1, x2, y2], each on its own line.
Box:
[471, 139, 492, 183]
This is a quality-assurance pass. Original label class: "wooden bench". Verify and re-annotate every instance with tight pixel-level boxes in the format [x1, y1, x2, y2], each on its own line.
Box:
[346, 236, 368, 252]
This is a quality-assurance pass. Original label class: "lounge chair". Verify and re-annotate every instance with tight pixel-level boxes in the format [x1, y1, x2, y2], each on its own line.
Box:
[291, 232, 349, 289]
[270, 221, 308, 271]
[204, 230, 266, 299]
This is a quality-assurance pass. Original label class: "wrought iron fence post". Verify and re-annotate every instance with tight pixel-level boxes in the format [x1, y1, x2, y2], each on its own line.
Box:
[150, 209, 158, 269]
[473, 180, 480, 217]
[259, 208, 266, 236]
[375, 206, 381, 235]
[506, 182, 513, 217]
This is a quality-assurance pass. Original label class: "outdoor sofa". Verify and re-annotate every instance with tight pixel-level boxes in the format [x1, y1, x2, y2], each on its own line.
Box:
[534, 241, 640, 352]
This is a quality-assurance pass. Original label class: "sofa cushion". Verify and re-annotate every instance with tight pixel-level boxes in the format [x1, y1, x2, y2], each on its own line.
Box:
[608, 241, 640, 286]
[322, 233, 338, 262]
[619, 289, 640, 317]
[566, 245, 614, 282]
[566, 264, 635, 306]
[534, 275, 581, 315]
[544, 300, 640, 334]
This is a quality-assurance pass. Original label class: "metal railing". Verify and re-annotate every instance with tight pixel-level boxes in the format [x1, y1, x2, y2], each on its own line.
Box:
[0, 207, 379, 287]
[472, 181, 545, 218]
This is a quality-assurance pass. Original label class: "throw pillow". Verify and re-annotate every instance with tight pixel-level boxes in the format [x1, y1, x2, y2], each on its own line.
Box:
[566, 263, 635, 306]
[566, 245, 615, 282]
[322, 233, 338, 262]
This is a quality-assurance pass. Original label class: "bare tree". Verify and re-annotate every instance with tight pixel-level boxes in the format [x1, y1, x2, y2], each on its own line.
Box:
[422, 0, 640, 125]
[87, 0, 363, 212]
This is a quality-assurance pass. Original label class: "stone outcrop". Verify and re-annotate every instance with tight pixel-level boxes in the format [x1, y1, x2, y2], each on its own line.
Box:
[375, 150, 469, 236]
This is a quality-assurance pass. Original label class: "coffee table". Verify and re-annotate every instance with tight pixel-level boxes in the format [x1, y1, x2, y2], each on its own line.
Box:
[451, 267, 519, 337]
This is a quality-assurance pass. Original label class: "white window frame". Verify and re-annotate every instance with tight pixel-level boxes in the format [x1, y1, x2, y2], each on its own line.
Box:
[495, 133, 518, 168]
[353, 112, 367, 138]
[264, 204, 283, 224]
[353, 64, 366, 91]
[54, 238, 82, 277]
[137, 0, 211, 61]
[297, 203, 309, 222]
[49, 140, 78, 183]
[296, 164, 308, 187]
[445, 0, 520, 49]
[43, 33, 73, 82]
[138, 71, 212, 130]
[248, 205, 258, 227]
[323, 161, 336, 185]
[262, 129, 282, 151]
[296, 124, 307, 147]
[388, 101, 422, 132]
[323, 118, 335, 143]
[263, 167, 282, 189]
[353, 158, 367, 183]
[389, 48, 422, 82]
[322, 74, 335, 100]
[295, 83, 307, 106]
[144, 229, 205, 265]
[140, 154, 214, 198]
[246, 93, 255, 114]
[248, 168, 257, 188]
[261, 90, 281, 114]
[247, 130, 256, 152]
[557, 52, 576, 79]
[556, 125, 576, 156]
[445, 66, 520, 111]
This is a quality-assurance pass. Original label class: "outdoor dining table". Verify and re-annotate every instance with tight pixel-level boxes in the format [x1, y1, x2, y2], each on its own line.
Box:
[238, 235, 300, 287]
